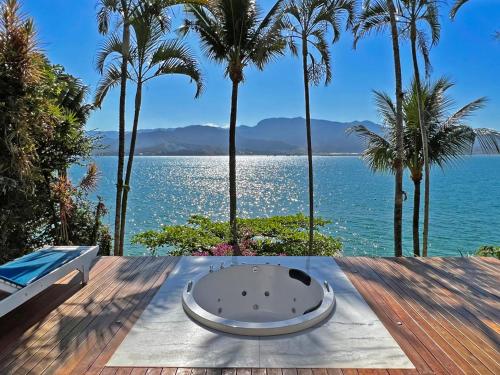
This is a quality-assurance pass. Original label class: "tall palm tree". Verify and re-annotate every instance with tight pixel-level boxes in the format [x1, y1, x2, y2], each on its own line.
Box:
[358, 0, 440, 256]
[350, 78, 500, 256]
[402, 0, 440, 257]
[181, 0, 286, 252]
[95, 3, 203, 256]
[354, 0, 405, 256]
[96, 0, 133, 256]
[280, 0, 355, 255]
[96, 0, 201, 255]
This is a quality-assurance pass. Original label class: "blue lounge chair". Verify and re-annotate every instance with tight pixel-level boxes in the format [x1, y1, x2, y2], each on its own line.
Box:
[0, 246, 98, 318]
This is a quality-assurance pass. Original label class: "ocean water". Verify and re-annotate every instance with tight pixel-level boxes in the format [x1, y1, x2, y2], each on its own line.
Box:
[71, 155, 500, 257]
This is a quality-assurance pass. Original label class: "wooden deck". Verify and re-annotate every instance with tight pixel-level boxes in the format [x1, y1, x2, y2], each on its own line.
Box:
[0, 256, 498, 375]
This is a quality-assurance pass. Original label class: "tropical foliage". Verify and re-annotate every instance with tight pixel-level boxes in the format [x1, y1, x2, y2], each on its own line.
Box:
[350, 78, 500, 256]
[132, 214, 342, 256]
[280, 0, 355, 255]
[181, 0, 286, 252]
[0, 0, 110, 263]
[475, 245, 500, 259]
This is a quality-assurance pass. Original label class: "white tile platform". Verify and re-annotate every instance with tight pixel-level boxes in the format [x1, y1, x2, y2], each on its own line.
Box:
[108, 256, 414, 369]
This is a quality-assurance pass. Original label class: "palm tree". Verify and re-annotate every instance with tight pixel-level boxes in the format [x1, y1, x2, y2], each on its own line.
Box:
[354, 0, 405, 256]
[350, 78, 500, 256]
[402, 0, 440, 257]
[96, 0, 201, 255]
[181, 0, 286, 252]
[363, 0, 441, 256]
[280, 0, 355, 255]
[95, 3, 203, 256]
[96, 0, 133, 256]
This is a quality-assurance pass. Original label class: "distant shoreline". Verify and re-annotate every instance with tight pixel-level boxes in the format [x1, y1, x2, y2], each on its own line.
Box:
[92, 153, 363, 157]
[91, 153, 498, 157]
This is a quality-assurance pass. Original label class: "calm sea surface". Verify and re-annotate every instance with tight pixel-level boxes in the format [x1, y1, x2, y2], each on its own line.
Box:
[71, 155, 500, 257]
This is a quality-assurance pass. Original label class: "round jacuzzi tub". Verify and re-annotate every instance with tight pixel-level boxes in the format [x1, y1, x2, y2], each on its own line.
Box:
[182, 263, 335, 336]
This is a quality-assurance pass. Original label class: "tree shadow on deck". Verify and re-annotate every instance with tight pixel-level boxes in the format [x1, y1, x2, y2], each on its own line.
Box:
[339, 257, 499, 352]
[0, 257, 172, 373]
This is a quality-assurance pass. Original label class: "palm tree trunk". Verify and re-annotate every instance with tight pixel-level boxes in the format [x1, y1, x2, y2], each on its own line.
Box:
[229, 79, 240, 254]
[410, 24, 430, 258]
[301, 36, 314, 256]
[387, 0, 404, 257]
[119, 81, 142, 257]
[114, 6, 130, 256]
[412, 176, 421, 257]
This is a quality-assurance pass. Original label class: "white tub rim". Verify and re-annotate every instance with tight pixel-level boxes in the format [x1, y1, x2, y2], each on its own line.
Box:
[182, 263, 336, 336]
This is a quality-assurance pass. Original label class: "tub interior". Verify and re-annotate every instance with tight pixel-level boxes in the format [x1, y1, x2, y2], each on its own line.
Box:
[191, 264, 324, 322]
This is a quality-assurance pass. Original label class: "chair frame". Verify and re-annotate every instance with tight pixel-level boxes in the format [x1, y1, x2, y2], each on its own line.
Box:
[0, 245, 99, 318]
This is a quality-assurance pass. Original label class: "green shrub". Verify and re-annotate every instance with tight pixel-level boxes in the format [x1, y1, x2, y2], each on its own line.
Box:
[132, 214, 342, 257]
[475, 245, 500, 259]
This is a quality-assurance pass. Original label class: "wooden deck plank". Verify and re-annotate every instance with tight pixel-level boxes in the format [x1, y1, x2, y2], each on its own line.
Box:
[421, 258, 500, 305]
[385, 259, 500, 367]
[25, 257, 155, 375]
[370, 258, 497, 374]
[36, 258, 158, 374]
[0, 256, 119, 361]
[0, 257, 144, 373]
[0, 258, 123, 367]
[0, 256, 498, 375]
[66, 257, 178, 375]
[337, 258, 441, 374]
[222, 369, 236, 375]
[115, 368, 134, 375]
[100, 367, 118, 375]
[51, 257, 173, 374]
[405, 258, 500, 314]
[391, 258, 500, 357]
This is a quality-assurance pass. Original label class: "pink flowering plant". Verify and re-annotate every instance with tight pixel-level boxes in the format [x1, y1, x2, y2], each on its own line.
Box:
[133, 214, 342, 256]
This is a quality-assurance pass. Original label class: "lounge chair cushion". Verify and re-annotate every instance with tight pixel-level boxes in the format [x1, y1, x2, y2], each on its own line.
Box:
[0, 248, 87, 288]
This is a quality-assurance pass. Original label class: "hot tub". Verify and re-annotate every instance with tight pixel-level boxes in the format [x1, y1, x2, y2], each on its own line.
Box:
[182, 263, 335, 336]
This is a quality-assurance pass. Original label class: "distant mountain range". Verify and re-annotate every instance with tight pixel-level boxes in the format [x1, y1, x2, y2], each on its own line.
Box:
[90, 117, 382, 156]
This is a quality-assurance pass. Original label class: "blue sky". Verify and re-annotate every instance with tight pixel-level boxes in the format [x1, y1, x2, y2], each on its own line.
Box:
[24, 0, 499, 131]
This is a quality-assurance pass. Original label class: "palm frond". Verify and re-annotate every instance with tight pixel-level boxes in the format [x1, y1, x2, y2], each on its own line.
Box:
[353, 0, 390, 47]
[442, 97, 487, 129]
[417, 29, 431, 77]
[183, 4, 227, 63]
[373, 90, 397, 127]
[450, 0, 470, 20]
[473, 128, 500, 154]
[96, 33, 124, 74]
[79, 163, 100, 192]
[348, 125, 395, 172]
[94, 63, 123, 107]
[150, 39, 203, 97]
[96, 0, 120, 34]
